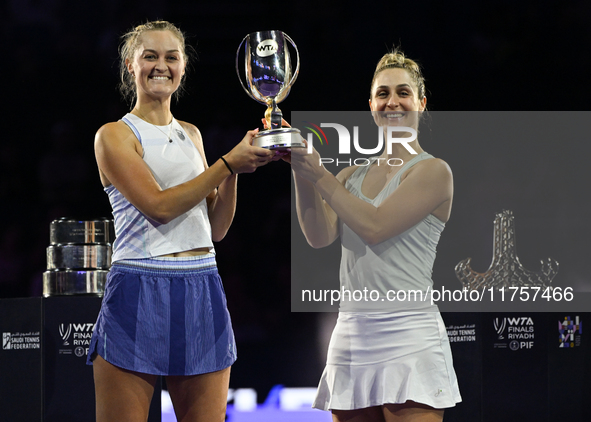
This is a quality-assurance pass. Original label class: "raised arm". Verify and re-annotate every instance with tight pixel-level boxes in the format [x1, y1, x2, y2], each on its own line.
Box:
[290, 147, 453, 246]
[293, 165, 357, 248]
[95, 121, 273, 225]
[266, 118, 346, 248]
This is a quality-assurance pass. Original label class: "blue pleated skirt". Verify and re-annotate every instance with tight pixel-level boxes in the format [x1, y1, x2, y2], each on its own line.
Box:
[86, 254, 237, 376]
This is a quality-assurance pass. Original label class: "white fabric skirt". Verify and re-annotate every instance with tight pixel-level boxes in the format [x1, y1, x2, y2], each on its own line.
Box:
[313, 311, 462, 411]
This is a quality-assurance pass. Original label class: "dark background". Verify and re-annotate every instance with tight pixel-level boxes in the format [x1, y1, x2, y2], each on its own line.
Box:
[1, 0, 590, 400]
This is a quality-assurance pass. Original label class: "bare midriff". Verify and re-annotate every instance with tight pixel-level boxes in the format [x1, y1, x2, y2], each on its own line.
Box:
[158, 247, 211, 258]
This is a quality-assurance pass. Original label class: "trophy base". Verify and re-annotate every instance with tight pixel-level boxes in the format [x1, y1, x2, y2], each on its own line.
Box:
[43, 270, 107, 297]
[253, 128, 305, 150]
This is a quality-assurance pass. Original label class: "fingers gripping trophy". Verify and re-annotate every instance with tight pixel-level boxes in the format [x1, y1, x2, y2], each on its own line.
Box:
[236, 30, 305, 149]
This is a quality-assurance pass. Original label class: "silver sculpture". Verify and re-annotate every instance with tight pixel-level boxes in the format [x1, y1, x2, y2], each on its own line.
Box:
[455, 210, 559, 290]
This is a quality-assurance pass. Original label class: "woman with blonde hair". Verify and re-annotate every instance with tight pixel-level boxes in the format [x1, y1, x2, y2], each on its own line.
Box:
[87, 21, 275, 422]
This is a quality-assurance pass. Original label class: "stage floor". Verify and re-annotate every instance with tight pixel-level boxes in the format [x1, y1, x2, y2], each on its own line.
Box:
[161, 390, 331, 422]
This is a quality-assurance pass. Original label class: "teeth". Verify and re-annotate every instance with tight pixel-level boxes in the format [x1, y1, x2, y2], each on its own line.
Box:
[386, 113, 404, 118]
[152, 76, 169, 80]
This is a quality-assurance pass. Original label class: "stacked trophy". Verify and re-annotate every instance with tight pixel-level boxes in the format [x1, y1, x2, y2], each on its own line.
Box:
[43, 218, 114, 297]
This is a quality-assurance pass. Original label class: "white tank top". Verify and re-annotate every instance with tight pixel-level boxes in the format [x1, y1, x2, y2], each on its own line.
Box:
[107, 113, 213, 262]
[339, 152, 444, 311]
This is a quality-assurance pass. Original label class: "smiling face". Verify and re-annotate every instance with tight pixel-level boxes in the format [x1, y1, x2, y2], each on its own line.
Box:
[126, 30, 186, 101]
[369, 67, 426, 130]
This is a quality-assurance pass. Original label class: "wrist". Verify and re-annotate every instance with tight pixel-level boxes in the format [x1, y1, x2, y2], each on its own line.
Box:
[220, 156, 234, 175]
[311, 164, 330, 184]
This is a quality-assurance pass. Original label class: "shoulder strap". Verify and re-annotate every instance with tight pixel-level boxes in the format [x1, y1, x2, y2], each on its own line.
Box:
[391, 152, 434, 186]
[121, 114, 143, 145]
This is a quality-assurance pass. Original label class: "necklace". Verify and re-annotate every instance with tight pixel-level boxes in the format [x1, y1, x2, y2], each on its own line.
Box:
[136, 111, 174, 143]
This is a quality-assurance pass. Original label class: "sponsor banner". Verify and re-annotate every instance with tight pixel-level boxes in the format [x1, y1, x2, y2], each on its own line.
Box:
[2, 331, 41, 350]
[57, 322, 94, 357]
[493, 316, 535, 350]
[558, 315, 582, 348]
[446, 323, 477, 343]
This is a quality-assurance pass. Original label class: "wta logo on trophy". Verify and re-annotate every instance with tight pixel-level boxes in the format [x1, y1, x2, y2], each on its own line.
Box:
[256, 39, 278, 57]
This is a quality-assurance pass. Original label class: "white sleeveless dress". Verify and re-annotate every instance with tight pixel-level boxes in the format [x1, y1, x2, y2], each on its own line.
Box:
[313, 152, 462, 410]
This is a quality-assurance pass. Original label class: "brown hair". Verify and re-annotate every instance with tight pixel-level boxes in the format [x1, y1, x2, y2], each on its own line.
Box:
[119, 20, 189, 104]
[370, 48, 426, 101]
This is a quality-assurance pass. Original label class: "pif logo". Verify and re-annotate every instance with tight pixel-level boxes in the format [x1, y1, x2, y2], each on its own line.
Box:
[256, 39, 278, 57]
[302, 122, 418, 167]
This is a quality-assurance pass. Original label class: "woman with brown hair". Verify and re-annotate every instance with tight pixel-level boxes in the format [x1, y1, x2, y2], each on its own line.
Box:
[289, 49, 462, 421]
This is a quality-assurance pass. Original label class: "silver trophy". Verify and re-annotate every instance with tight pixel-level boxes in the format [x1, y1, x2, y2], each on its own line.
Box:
[236, 30, 304, 149]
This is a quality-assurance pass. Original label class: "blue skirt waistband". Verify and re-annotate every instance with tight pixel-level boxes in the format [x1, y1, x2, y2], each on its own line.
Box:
[112, 253, 217, 276]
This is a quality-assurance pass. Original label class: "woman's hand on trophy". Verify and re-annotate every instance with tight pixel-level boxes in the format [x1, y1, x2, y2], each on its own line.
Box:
[259, 118, 291, 162]
[224, 129, 275, 174]
[270, 150, 290, 162]
[290, 139, 327, 183]
[277, 150, 291, 164]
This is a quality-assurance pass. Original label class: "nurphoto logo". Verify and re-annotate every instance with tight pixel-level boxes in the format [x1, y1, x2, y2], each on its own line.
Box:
[302, 123, 418, 167]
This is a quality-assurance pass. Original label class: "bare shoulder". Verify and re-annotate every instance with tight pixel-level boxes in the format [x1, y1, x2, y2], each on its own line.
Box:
[335, 165, 360, 185]
[95, 121, 136, 147]
[421, 157, 452, 177]
[94, 121, 142, 187]
[403, 157, 453, 183]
